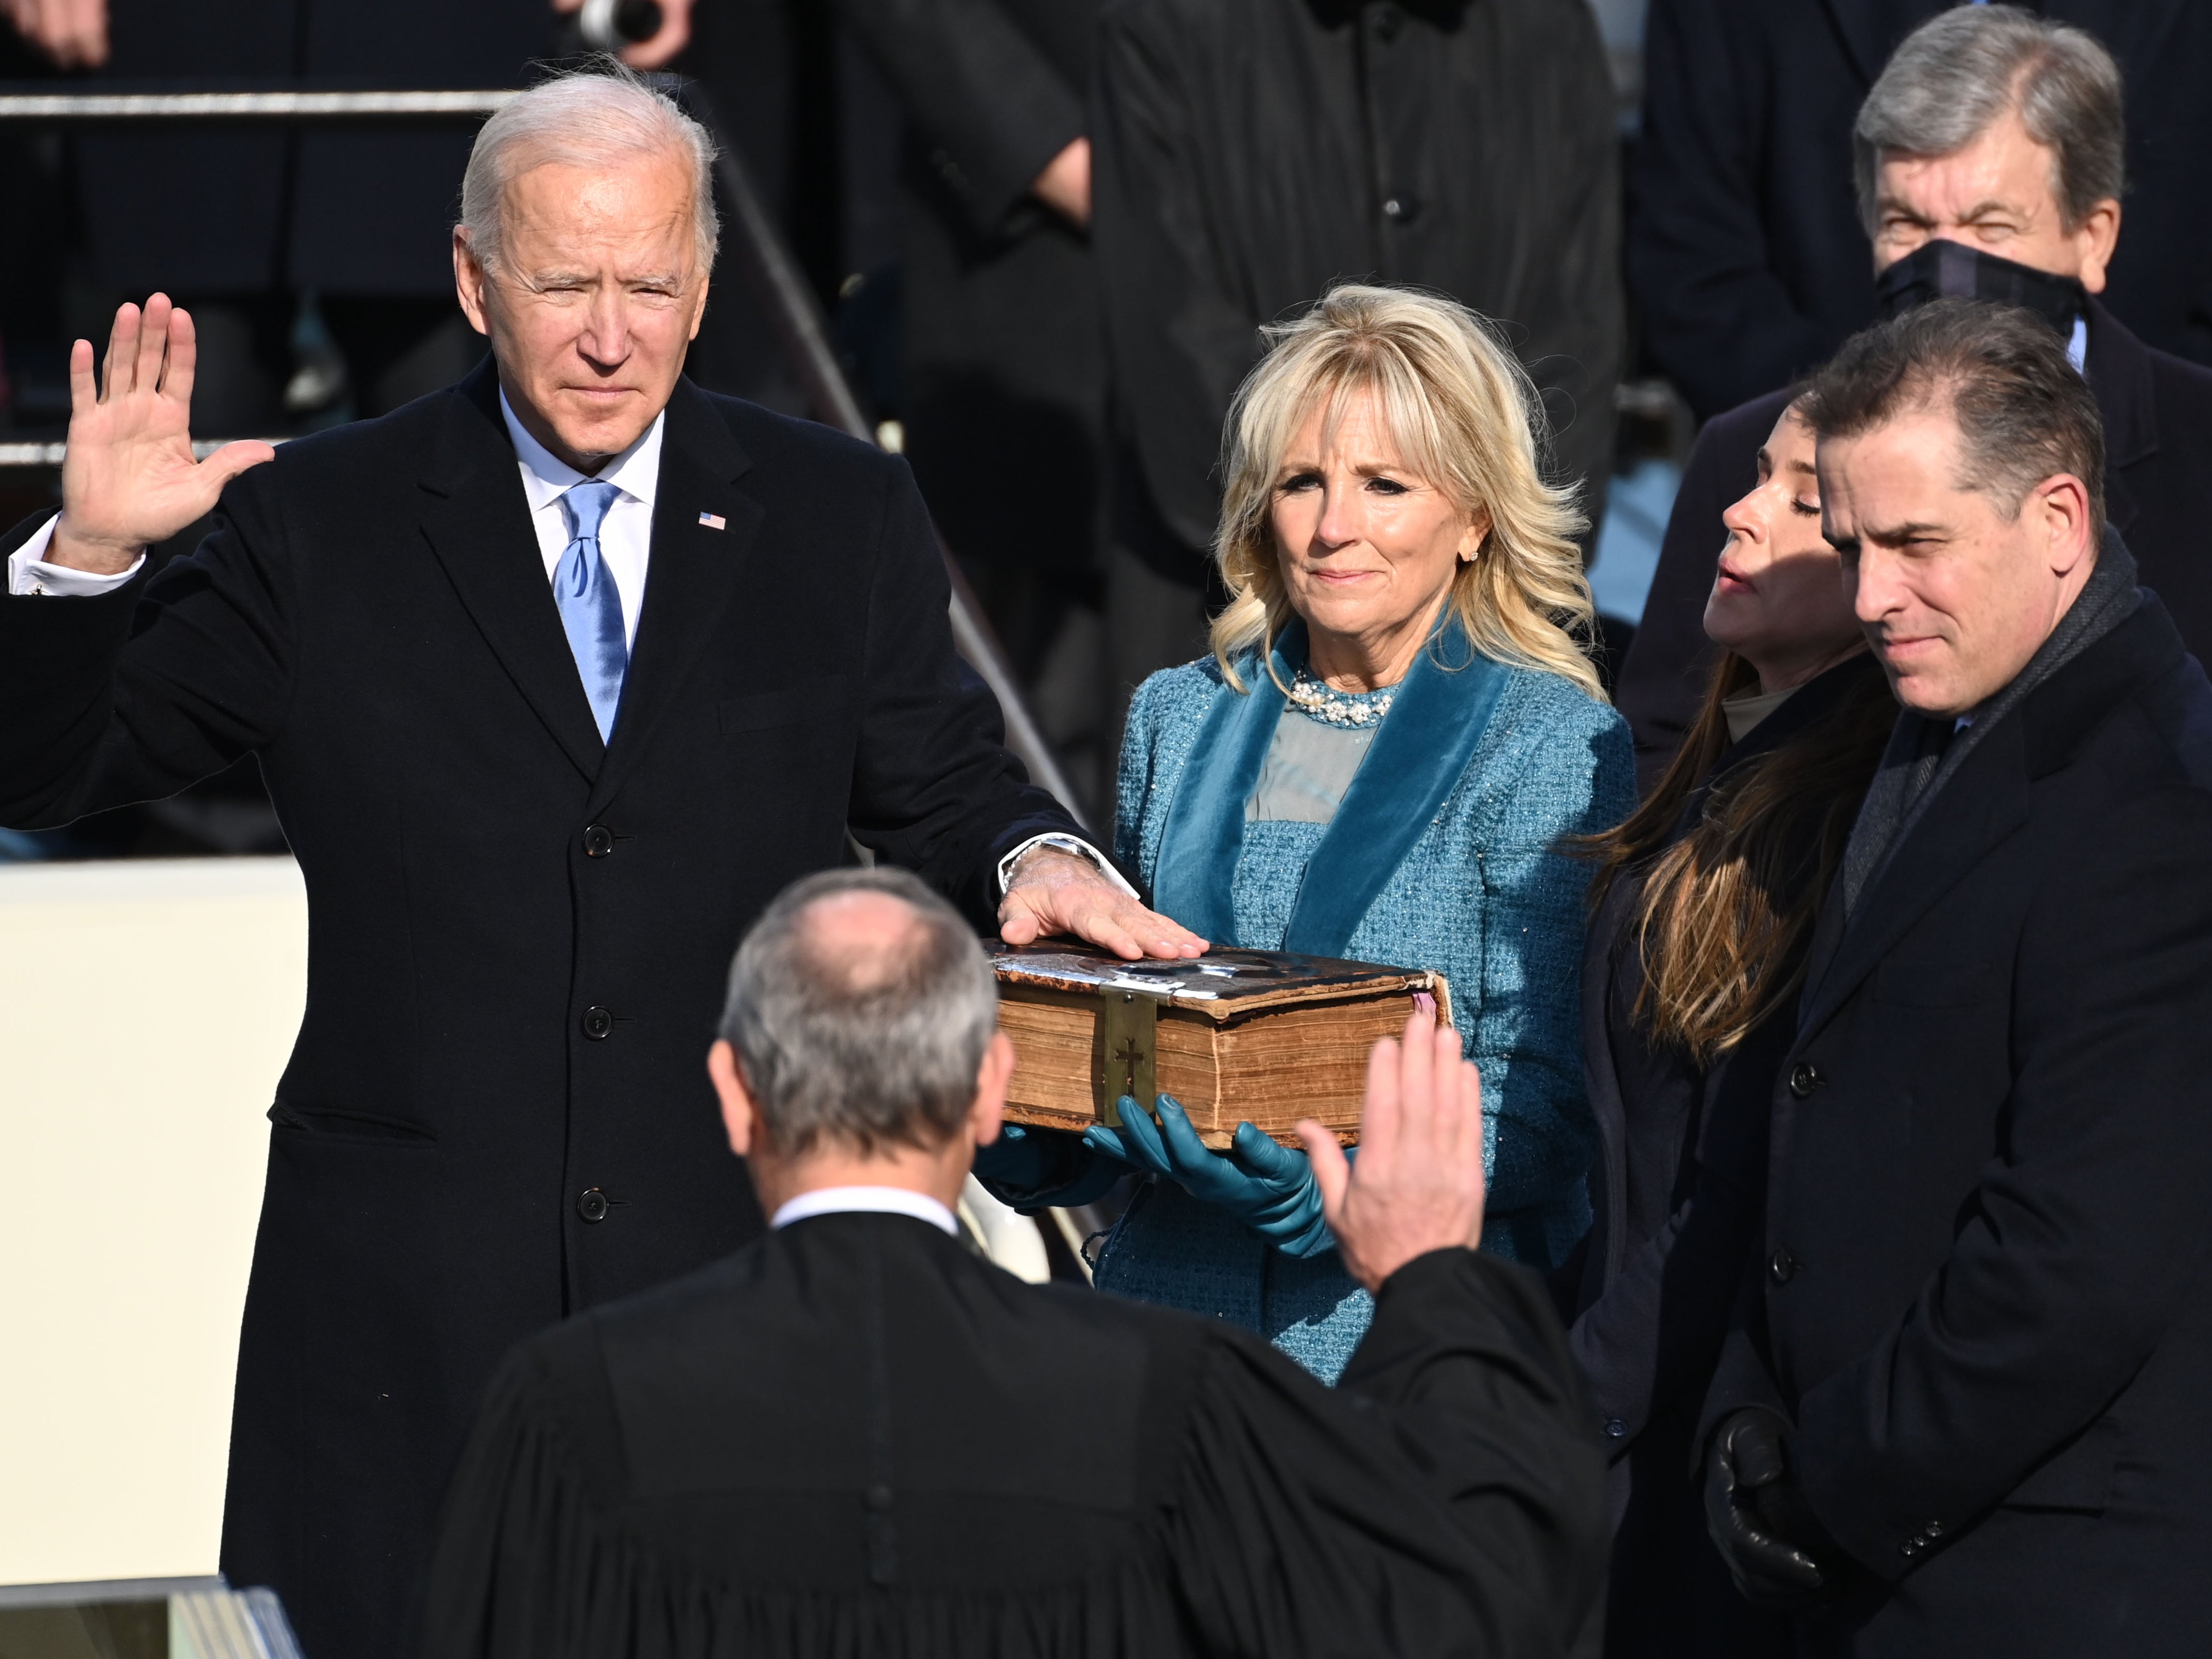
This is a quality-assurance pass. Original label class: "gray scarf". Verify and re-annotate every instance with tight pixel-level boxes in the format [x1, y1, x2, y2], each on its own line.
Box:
[1839, 527, 2139, 917]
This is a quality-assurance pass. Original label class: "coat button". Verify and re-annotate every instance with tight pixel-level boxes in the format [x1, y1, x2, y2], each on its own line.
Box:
[582, 1005, 614, 1039]
[1900, 1539, 1920, 1558]
[1372, 4, 1404, 40]
[1769, 1248, 1800, 1284]
[1604, 1418, 1628, 1439]
[576, 1187, 609, 1223]
[1788, 1061, 1822, 1098]
[1381, 194, 1420, 223]
[582, 823, 614, 858]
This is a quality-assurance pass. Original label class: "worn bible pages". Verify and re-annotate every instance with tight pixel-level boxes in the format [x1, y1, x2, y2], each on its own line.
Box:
[989, 943, 1450, 1148]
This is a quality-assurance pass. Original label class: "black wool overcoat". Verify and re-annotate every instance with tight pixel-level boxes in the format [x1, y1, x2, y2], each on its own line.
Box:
[0, 365, 1076, 1659]
[1702, 596, 2212, 1655]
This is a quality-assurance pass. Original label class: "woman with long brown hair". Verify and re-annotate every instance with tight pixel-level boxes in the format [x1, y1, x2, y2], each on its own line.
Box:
[1567, 397, 1895, 1656]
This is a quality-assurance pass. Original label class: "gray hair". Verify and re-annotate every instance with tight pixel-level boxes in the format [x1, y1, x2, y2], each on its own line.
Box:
[459, 61, 720, 276]
[1804, 298, 2106, 543]
[718, 868, 998, 1157]
[1854, 6, 2124, 236]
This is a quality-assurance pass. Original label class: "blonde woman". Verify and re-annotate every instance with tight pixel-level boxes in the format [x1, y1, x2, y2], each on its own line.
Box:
[979, 285, 1633, 1380]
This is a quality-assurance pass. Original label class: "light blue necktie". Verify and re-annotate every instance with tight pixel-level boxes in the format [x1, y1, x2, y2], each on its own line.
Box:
[553, 480, 627, 743]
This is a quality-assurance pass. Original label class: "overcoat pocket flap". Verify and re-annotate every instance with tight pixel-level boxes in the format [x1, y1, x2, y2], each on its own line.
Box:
[719, 675, 854, 734]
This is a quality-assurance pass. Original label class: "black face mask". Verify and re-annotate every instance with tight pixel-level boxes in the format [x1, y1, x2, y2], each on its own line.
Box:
[1873, 239, 2088, 337]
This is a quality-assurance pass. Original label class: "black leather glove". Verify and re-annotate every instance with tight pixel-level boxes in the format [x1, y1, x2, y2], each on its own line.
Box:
[1703, 1408, 1832, 1609]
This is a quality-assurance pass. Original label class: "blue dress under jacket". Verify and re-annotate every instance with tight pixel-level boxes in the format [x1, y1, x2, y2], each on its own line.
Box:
[1094, 626, 1635, 1381]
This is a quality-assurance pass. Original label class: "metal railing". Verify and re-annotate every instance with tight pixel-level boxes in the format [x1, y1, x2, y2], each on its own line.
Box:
[0, 82, 1085, 822]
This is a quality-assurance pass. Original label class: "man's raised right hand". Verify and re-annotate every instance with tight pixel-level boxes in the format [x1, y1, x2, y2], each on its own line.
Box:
[1297, 1009, 1487, 1292]
[47, 295, 277, 576]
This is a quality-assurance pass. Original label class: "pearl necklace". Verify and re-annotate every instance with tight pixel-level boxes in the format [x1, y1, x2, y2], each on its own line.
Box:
[1286, 667, 1395, 728]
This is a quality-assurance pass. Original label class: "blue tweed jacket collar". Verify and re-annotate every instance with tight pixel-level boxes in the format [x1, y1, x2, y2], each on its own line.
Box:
[1152, 618, 1510, 956]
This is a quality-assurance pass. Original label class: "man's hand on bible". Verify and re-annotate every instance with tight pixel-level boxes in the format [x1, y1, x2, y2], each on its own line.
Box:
[48, 295, 277, 576]
[997, 847, 1206, 961]
[1298, 1010, 1485, 1292]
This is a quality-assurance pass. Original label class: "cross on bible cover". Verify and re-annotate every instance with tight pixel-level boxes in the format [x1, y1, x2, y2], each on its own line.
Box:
[988, 943, 1451, 1148]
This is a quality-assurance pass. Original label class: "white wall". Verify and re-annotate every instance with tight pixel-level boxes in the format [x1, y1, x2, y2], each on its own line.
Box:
[0, 858, 306, 1586]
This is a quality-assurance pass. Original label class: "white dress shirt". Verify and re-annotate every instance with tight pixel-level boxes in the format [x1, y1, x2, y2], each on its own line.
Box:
[769, 1185, 958, 1236]
[501, 389, 661, 650]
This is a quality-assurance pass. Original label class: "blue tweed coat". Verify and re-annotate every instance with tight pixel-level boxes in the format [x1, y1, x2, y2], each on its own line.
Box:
[1095, 643, 1635, 1381]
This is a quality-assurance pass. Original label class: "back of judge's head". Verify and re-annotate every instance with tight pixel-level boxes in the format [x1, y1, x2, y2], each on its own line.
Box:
[717, 869, 1000, 1158]
[1806, 300, 2106, 718]
[1855, 7, 2123, 289]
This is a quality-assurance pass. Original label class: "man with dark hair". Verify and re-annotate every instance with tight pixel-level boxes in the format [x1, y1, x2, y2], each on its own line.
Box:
[1699, 299, 2212, 1654]
[422, 866, 1610, 1656]
[1620, 5, 2212, 793]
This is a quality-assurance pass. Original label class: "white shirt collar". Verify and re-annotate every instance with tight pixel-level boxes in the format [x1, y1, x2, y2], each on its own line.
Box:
[498, 386, 664, 515]
[769, 1185, 959, 1236]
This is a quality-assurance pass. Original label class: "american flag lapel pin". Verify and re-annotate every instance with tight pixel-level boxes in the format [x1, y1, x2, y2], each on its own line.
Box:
[698, 511, 727, 531]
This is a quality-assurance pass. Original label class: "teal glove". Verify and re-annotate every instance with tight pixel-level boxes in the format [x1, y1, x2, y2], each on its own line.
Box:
[971, 1123, 1130, 1212]
[1085, 1093, 1335, 1258]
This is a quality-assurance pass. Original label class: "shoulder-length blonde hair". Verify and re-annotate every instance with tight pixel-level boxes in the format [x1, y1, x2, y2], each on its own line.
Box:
[1210, 284, 1602, 700]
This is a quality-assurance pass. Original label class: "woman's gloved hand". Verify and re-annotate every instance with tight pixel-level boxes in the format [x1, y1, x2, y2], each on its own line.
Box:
[1084, 1093, 1336, 1257]
[970, 1123, 1130, 1212]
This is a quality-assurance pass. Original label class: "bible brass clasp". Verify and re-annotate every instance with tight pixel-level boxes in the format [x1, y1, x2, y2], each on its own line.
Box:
[1096, 991, 1158, 1126]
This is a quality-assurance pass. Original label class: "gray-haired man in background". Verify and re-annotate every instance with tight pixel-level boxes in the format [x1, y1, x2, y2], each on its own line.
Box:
[424, 866, 1609, 1658]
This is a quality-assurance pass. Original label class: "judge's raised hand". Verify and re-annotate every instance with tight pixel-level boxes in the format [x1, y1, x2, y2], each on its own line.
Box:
[48, 295, 277, 576]
[1297, 1010, 1485, 1293]
[997, 847, 1207, 961]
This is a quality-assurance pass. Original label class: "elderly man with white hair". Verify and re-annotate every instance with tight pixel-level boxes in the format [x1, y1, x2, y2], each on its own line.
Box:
[0, 66, 1189, 1659]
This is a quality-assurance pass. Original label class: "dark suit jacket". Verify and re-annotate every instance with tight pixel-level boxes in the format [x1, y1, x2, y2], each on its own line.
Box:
[1704, 597, 2212, 1653]
[423, 1212, 1610, 1658]
[1631, 0, 2212, 421]
[0, 365, 1075, 1659]
[1618, 301, 2212, 793]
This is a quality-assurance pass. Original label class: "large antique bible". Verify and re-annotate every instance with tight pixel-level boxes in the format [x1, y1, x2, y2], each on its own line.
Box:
[990, 943, 1450, 1148]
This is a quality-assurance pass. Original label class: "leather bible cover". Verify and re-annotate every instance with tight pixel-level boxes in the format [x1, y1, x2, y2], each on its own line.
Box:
[988, 942, 1450, 1148]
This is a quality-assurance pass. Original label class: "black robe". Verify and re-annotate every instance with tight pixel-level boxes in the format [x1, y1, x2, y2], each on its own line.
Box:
[1091, 0, 1624, 577]
[422, 1212, 1609, 1658]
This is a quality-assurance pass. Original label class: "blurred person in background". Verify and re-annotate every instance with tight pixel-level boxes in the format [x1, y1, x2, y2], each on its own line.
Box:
[980, 288, 1631, 1396]
[1619, 6, 2212, 791]
[1567, 396, 1892, 1658]
[0, 0, 693, 434]
[833, 0, 1111, 802]
[1631, 0, 2212, 426]
[0, 67, 1188, 1659]
[1090, 0, 1624, 758]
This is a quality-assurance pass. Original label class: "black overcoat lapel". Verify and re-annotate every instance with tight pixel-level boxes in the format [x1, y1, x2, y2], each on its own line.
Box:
[587, 378, 760, 817]
[417, 365, 607, 783]
[1797, 719, 2031, 1039]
